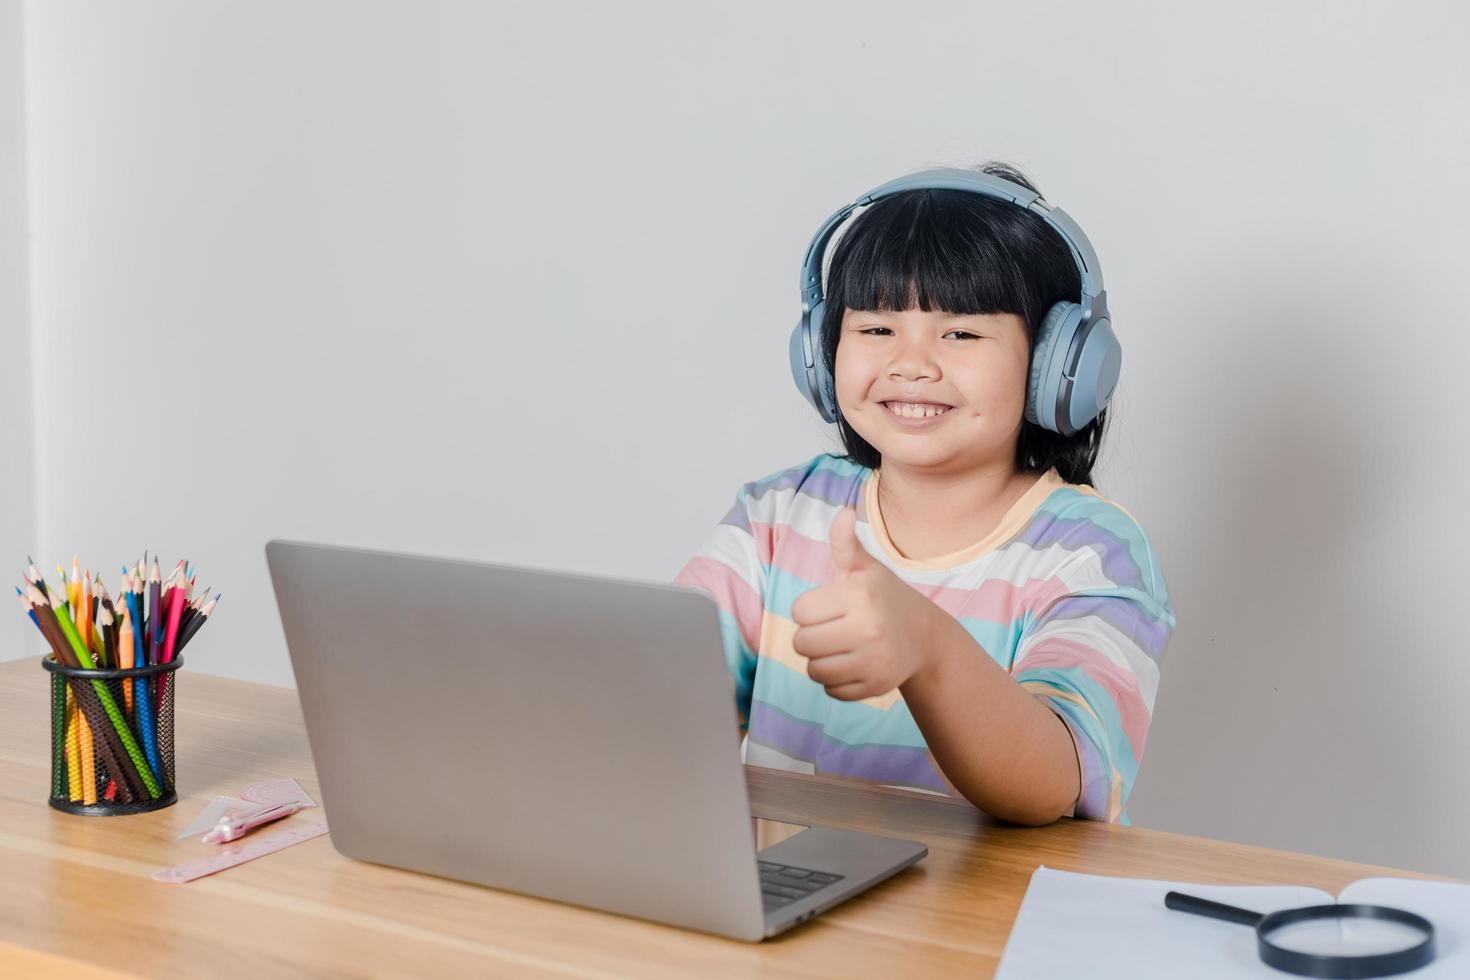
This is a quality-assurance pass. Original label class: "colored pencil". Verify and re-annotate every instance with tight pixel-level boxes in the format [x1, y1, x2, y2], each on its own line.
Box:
[31, 587, 76, 800]
[64, 688, 82, 801]
[118, 600, 135, 717]
[148, 558, 163, 667]
[36, 577, 85, 802]
[67, 575, 99, 805]
[50, 663, 67, 799]
[123, 584, 161, 783]
[21, 589, 66, 799]
[16, 586, 37, 627]
[87, 611, 106, 667]
[25, 556, 44, 591]
[94, 575, 118, 665]
[175, 594, 219, 653]
[158, 566, 186, 706]
[66, 560, 79, 647]
[65, 564, 97, 804]
[98, 603, 115, 674]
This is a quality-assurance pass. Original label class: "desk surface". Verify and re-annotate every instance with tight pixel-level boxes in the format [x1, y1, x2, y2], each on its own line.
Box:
[0, 658, 1457, 977]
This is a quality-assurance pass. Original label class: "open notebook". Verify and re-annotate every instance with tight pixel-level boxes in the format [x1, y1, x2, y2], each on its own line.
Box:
[997, 866, 1469, 978]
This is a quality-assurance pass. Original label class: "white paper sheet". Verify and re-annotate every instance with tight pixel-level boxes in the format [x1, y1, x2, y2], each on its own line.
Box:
[996, 866, 1470, 979]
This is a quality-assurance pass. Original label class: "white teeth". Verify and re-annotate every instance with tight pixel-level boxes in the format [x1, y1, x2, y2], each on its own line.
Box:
[885, 401, 950, 419]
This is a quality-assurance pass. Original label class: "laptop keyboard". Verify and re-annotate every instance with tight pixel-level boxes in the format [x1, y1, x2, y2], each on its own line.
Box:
[758, 860, 845, 912]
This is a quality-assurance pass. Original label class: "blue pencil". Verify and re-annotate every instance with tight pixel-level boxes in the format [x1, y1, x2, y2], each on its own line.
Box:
[16, 586, 39, 628]
[125, 588, 161, 782]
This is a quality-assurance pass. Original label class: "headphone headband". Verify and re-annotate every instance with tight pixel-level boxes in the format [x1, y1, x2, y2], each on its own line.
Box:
[799, 168, 1105, 323]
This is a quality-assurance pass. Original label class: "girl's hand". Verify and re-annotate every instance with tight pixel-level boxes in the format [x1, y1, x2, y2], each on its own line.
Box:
[790, 507, 945, 701]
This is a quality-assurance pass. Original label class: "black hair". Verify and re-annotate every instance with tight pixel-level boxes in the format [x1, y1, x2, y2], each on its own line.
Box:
[818, 161, 1107, 487]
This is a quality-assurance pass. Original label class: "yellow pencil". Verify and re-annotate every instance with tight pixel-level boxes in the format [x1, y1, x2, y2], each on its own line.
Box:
[118, 600, 135, 716]
[76, 707, 96, 805]
[64, 689, 82, 802]
[61, 564, 78, 638]
[88, 612, 105, 663]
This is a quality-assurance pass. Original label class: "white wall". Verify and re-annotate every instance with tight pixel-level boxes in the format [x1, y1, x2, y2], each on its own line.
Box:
[0, 0, 35, 665]
[17, 1, 1470, 878]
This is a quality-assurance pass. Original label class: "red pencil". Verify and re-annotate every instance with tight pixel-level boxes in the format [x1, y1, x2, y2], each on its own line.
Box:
[161, 568, 187, 665]
[158, 567, 187, 707]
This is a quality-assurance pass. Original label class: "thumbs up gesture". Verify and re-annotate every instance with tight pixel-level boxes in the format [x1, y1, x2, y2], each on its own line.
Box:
[789, 507, 945, 701]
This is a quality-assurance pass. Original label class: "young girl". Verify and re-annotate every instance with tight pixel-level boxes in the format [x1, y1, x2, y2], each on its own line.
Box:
[675, 162, 1175, 827]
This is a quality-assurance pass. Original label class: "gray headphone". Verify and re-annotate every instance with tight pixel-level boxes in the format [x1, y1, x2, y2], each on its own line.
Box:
[788, 167, 1121, 437]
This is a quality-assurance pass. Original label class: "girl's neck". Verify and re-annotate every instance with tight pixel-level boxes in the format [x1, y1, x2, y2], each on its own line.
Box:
[874, 459, 1042, 562]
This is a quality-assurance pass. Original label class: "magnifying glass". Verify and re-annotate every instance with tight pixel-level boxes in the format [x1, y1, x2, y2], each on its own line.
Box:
[1164, 890, 1436, 978]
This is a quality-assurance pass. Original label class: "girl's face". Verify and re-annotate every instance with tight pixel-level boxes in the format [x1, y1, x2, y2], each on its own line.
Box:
[834, 306, 1031, 474]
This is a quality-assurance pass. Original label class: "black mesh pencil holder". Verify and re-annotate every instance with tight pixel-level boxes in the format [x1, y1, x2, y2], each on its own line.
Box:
[41, 655, 183, 815]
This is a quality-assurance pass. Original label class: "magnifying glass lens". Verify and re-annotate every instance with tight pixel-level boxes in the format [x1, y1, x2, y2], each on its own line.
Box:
[1266, 915, 1429, 957]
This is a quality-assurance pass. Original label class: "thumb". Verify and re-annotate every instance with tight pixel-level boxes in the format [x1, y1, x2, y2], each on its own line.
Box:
[829, 506, 874, 576]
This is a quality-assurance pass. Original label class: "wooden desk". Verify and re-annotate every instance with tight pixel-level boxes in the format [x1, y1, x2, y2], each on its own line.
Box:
[0, 658, 1458, 977]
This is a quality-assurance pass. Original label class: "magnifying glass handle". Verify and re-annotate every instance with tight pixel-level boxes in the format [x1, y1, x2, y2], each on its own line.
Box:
[1165, 891, 1266, 928]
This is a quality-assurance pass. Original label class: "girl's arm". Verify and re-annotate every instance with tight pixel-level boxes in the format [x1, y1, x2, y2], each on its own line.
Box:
[899, 612, 1081, 826]
[792, 506, 1170, 826]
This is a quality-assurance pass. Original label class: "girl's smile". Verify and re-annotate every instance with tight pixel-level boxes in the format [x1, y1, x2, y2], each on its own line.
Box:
[880, 400, 955, 425]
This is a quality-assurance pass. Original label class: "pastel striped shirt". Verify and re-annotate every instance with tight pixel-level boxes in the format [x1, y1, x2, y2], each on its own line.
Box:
[674, 452, 1175, 825]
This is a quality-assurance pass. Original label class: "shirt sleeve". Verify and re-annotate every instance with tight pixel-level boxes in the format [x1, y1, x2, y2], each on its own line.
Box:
[673, 483, 766, 733]
[1011, 545, 1175, 825]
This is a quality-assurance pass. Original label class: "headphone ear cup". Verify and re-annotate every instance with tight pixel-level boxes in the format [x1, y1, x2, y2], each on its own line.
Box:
[807, 299, 838, 423]
[788, 319, 818, 412]
[788, 301, 838, 423]
[1026, 302, 1080, 431]
[1065, 315, 1121, 434]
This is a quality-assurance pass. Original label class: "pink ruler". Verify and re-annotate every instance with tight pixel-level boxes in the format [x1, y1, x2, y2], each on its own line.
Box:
[153, 821, 330, 883]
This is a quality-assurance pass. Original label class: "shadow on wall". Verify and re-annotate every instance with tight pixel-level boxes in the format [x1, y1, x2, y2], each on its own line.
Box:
[1123, 268, 1439, 869]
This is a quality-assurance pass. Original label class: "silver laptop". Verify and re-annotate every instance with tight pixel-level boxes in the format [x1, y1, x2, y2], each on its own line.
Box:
[265, 539, 927, 941]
